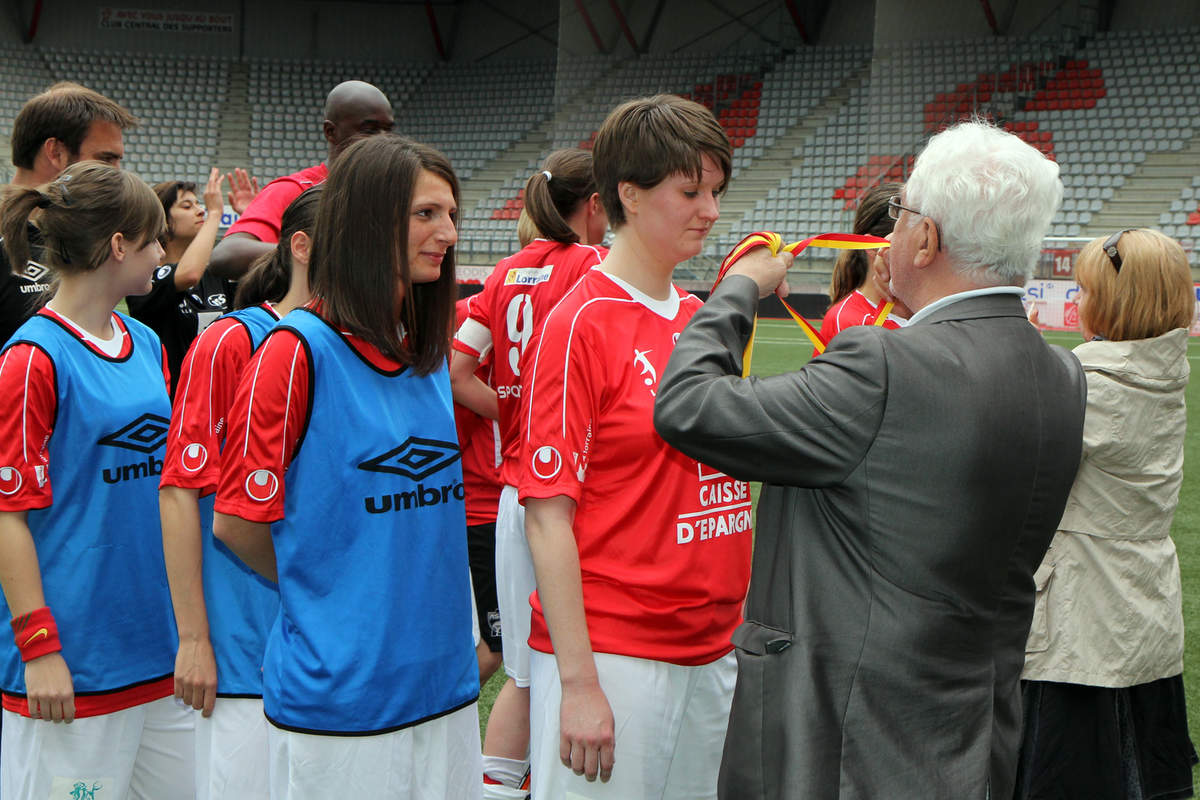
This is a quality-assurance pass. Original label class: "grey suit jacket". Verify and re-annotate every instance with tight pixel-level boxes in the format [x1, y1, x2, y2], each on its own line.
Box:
[654, 276, 1086, 800]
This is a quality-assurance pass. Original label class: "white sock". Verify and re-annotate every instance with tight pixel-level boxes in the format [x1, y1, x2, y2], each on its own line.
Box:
[482, 755, 529, 788]
[482, 782, 529, 800]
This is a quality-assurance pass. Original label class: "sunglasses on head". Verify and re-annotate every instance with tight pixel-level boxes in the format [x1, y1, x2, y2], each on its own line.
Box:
[1102, 228, 1139, 273]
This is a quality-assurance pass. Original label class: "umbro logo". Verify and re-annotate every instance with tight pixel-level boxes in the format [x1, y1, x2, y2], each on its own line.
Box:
[97, 414, 170, 453]
[19, 260, 49, 282]
[358, 437, 460, 480]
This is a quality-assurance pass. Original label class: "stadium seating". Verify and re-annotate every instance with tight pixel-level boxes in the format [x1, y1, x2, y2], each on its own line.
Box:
[248, 57, 432, 182]
[1, 26, 1197, 274]
[0, 44, 56, 183]
[39, 47, 229, 188]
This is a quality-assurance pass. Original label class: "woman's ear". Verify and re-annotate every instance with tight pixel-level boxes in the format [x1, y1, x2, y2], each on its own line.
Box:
[109, 232, 128, 262]
[618, 182, 638, 218]
[290, 230, 312, 266]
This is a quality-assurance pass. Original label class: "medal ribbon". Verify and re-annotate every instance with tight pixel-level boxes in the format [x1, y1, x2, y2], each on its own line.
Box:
[712, 231, 892, 375]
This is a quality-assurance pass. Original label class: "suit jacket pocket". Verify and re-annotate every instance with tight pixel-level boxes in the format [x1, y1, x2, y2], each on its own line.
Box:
[1025, 561, 1054, 654]
[732, 620, 794, 656]
[721, 621, 795, 799]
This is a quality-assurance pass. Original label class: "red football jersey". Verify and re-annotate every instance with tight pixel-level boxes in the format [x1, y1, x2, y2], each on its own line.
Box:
[226, 163, 328, 244]
[820, 290, 901, 344]
[453, 239, 606, 487]
[519, 270, 752, 665]
[160, 306, 280, 494]
[454, 298, 501, 526]
[0, 343, 56, 511]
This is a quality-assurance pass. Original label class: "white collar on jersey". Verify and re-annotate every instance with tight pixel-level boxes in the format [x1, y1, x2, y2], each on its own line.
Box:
[599, 270, 681, 320]
[46, 309, 126, 357]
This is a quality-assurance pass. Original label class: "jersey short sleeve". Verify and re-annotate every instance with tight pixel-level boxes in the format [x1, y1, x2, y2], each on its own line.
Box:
[454, 287, 495, 360]
[161, 317, 256, 494]
[214, 329, 311, 523]
[0, 344, 57, 511]
[820, 291, 900, 347]
[226, 164, 327, 243]
[518, 297, 604, 505]
[0, 225, 50, 349]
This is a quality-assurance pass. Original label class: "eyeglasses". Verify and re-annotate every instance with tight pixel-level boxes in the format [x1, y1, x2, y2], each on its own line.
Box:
[887, 195, 943, 251]
[887, 196, 923, 221]
[1102, 228, 1138, 273]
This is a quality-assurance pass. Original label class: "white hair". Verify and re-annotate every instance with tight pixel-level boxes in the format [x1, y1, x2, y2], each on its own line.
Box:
[905, 120, 1062, 284]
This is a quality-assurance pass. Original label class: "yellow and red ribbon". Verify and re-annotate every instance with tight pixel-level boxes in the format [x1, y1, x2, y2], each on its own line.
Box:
[712, 231, 892, 375]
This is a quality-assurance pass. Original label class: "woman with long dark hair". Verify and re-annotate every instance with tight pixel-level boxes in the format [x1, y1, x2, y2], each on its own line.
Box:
[213, 135, 479, 798]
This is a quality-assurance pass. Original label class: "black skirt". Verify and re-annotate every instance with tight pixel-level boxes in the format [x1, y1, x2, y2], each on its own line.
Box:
[1015, 676, 1198, 800]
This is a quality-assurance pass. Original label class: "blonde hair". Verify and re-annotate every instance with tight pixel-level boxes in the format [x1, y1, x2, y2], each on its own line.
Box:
[516, 208, 538, 248]
[1074, 228, 1194, 341]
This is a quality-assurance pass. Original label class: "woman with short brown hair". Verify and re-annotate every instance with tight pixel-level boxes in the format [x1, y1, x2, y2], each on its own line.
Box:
[521, 95, 751, 799]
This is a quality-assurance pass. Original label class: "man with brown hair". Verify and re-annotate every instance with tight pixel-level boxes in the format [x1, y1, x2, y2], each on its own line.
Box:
[1, 81, 137, 346]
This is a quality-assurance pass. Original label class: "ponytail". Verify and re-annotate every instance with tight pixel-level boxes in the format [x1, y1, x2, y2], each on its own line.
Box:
[1, 161, 164, 277]
[828, 251, 868, 304]
[235, 249, 290, 309]
[0, 188, 49, 273]
[234, 185, 322, 309]
[516, 208, 538, 249]
[522, 149, 596, 245]
[828, 182, 899, 303]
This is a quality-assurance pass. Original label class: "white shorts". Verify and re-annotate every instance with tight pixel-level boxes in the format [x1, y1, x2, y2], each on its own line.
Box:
[1, 695, 195, 799]
[195, 696, 270, 800]
[529, 649, 736, 800]
[495, 484, 535, 687]
[268, 702, 482, 800]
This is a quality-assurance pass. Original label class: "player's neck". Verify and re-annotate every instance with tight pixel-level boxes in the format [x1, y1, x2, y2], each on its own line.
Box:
[46, 277, 120, 339]
[276, 265, 312, 316]
[601, 234, 675, 301]
[162, 238, 190, 264]
[856, 279, 882, 306]
[11, 165, 56, 190]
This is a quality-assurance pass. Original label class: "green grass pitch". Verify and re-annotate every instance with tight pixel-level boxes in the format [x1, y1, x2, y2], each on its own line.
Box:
[479, 318, 1200, 773]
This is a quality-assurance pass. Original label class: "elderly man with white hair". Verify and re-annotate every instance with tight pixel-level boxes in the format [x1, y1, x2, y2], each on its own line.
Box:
[653, 121, 1088, 799]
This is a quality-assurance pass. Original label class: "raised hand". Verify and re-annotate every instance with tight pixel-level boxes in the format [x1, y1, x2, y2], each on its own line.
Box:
[225, 168, 261, 215]
[202, 167, 224, 218]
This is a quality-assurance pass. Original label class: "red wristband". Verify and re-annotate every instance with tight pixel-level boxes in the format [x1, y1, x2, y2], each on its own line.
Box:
[10, 606, 62, 662]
